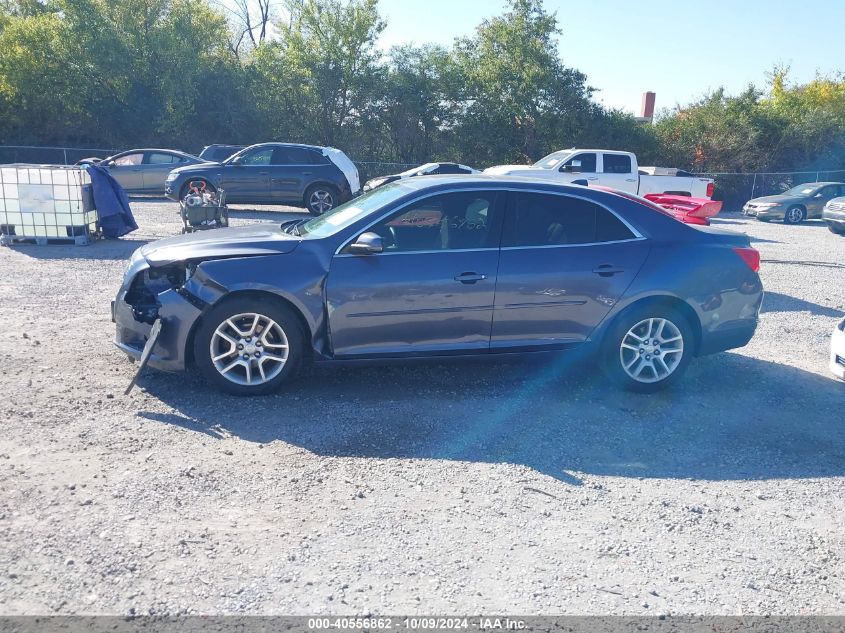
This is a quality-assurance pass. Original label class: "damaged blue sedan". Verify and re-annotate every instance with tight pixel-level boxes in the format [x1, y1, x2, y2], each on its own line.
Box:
[113, 176, 763, 395]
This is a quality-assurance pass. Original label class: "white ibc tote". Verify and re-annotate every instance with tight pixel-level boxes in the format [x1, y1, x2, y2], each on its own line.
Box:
[0, 164, 97, 245]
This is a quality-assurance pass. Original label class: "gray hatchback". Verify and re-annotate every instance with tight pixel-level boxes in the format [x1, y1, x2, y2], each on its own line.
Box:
[114, 176, 763, 395]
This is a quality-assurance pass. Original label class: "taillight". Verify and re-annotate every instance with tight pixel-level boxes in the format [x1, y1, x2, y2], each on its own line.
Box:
[733, 247, 760, 272]
[706, 182, 715, 198]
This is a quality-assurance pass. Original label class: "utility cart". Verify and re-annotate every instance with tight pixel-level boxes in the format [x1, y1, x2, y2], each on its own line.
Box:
[179, 181, 229, 233]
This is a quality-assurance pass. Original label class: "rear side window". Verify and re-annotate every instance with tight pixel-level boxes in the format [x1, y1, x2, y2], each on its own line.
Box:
[147, 152, 179, 164]
[506, 193, 635, 246]
[603, 154, 632, 174]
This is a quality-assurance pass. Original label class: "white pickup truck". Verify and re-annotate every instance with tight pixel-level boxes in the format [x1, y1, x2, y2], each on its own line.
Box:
[485, 149, 715, 198]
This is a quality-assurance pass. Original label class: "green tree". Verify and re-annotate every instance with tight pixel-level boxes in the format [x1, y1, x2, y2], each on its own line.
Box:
[451, 0, 595, 164]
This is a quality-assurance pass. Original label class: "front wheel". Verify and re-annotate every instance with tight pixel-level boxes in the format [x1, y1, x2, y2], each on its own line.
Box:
[601, 306, 694, 392]
[828, 223, 845, 235]
[193, 296, 305, 395]
[784, 206, 805, 224]
[305, 184, 339, 216]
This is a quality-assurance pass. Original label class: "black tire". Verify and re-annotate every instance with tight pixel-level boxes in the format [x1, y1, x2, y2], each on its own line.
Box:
[783, 205, 805, 224]
[305, 184, 339, 216]
[827, 223, 845, 235]
[600, 304, 695, 393]
[179, 179, 216, 200]
[193, 295, 305, 396]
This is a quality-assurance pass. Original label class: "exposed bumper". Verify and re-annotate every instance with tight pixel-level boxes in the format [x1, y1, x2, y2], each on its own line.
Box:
[831, 321, 845, 381]
[698, 318, 758, 356]
[113, 286, 202, 372]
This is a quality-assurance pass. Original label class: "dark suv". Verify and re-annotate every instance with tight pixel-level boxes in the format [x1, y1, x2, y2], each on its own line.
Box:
[165, 143, 360, 215]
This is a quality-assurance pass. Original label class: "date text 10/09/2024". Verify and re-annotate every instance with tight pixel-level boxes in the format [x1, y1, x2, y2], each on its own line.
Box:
[307, 617, 528, 630]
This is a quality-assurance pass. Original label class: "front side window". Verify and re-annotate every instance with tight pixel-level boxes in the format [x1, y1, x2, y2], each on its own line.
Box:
[113, 153, 143, 166]
[505, 193, 635, 247]
[369, 191, 500, 252]
[560, 153, 597, 174]
[239, 148, 274, 165]
[602, 154, 632, 174]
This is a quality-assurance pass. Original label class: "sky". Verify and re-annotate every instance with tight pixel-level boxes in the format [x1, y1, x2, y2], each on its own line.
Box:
[376, 0, 845, 114]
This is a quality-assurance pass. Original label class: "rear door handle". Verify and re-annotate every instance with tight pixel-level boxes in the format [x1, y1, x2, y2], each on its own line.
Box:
[259, 171, 269, 175]
[454, 272, 487, 284]
[586, 176, 598, 181]
[592, 264, 625, 276]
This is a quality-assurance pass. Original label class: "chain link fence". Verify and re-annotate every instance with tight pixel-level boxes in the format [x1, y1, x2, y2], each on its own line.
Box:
[2, 145, 843, 209]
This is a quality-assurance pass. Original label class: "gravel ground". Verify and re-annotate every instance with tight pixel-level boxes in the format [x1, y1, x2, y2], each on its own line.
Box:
[0, 199, 843, 616]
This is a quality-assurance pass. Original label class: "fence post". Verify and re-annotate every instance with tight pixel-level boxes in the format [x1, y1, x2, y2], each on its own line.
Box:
[750, 173, 757, 199]
[63, 148, 68, 165]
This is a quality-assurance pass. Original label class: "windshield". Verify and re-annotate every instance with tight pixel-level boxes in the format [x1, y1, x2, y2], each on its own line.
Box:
[782, 184, 819, 196]
[299, 183, 408, 238]
[533, 150, 573, 170]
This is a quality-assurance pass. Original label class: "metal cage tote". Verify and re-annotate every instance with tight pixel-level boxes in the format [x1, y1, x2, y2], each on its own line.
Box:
[0, 164, 98, 245]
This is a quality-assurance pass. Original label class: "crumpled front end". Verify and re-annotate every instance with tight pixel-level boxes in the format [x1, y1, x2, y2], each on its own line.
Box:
[112, 250, 203, 371]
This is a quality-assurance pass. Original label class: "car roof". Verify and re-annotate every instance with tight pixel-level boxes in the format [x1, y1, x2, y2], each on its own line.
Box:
[395, 173, 601, 191]
[245, 142, 327, 151]
[113, 148, 195, 157]
[791, 181, 845, 187]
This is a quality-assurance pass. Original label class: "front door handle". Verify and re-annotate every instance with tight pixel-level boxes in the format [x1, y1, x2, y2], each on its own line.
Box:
[592, 264, 625, 277]
[454, 272, 487, 284]
[586, 176, 598, 181]
[259, 171, 269, 176]
[625, 178, 637, 182]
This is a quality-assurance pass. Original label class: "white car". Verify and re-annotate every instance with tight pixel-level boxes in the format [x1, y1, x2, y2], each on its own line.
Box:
[485, 149, 715, 199]
[831, 317, 845, 380]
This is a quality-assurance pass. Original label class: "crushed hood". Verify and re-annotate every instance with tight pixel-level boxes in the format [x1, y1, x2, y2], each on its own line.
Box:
[141, 224, 301, 266]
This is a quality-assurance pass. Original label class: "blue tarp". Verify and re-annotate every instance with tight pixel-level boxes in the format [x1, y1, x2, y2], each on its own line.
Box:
[86, 164, 138, 238]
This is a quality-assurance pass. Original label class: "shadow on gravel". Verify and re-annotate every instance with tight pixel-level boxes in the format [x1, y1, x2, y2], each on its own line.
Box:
[136, 350, 845, 483]
[6, 238, 148, 260]
[761, 291, 845, 318]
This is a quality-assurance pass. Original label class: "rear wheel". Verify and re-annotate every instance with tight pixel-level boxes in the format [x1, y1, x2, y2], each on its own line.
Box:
[784, 205, 805, 224]
[601, 305, 694, 392]
[305, 184, 339, 216]
[193, 296, 305, 396]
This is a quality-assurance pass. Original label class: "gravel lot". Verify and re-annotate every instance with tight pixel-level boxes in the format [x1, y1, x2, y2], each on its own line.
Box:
[0, 199, 843, 616]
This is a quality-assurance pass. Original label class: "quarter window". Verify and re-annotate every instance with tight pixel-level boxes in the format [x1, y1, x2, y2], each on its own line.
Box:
[505, 193, 635, 247]
[368, 191, 500, 252]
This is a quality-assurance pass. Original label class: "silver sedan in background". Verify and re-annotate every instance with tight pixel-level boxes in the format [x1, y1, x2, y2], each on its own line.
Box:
[78, 149, 205, 194]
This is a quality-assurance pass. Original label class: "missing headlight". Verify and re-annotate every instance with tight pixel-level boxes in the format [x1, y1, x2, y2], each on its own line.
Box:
[124, 264, 188, 324]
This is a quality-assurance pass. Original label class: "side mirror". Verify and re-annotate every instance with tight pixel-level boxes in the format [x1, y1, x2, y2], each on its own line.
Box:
[348, 232, 384, 255]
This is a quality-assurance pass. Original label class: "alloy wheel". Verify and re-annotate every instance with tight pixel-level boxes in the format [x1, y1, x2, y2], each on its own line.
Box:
[785, 207, 803, 224]
[209, 312, 289, 386]
[309, 189, 334, 214]
[619, 317, 684, 384]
